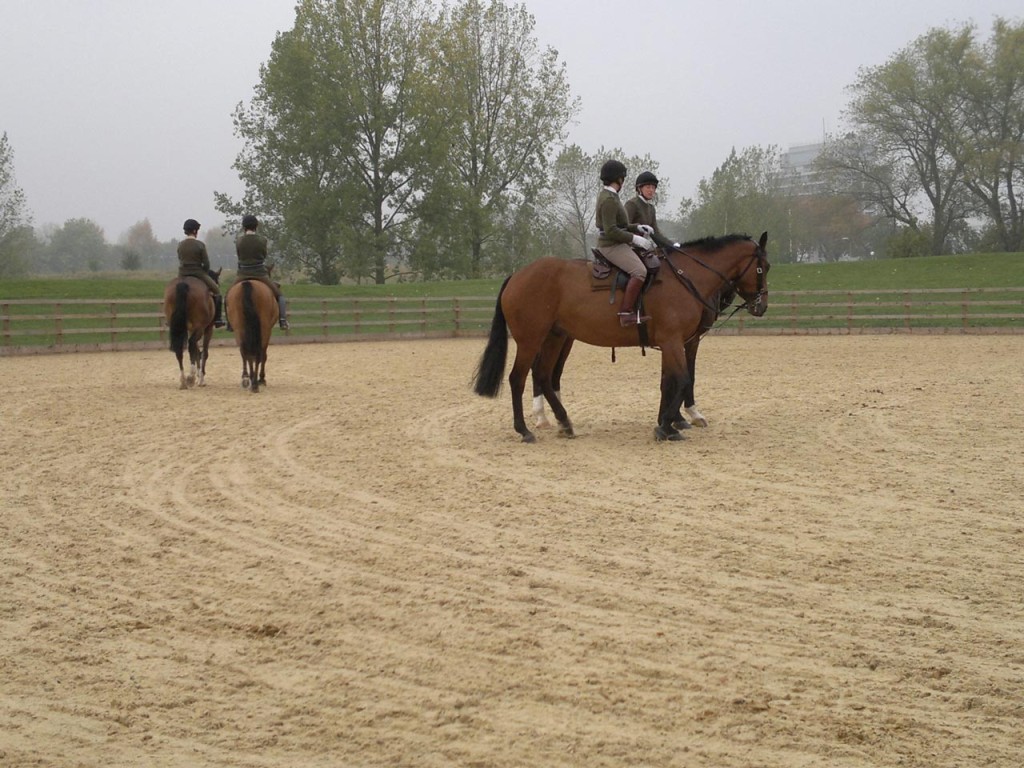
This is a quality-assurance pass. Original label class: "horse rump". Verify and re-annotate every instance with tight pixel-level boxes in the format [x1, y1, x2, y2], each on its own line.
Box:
[168, 281, 189, 354]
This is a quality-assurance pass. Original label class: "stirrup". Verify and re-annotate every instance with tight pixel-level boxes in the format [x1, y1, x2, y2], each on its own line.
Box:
[214, 319, 226, 328]
[279, 318, 289, 330]
[618, 311, 650, 327]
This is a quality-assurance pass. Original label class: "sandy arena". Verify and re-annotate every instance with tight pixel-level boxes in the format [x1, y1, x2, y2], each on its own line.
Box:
[1, 334, 1022, 767]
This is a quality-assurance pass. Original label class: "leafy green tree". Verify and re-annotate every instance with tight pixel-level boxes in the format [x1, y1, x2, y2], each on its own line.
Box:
[683, 146, 789, 247]
[418, 0, 577, 277]
[220, 0, 437, 285]
[42, 218, 109, 273]
[119, 219, 161, 268]
[0, 132, 34, 278]
[549, 144, 596, 260]
[120, 249, 142, 271]
[955, 18, 1024, 252]
[824, 25, 978, 255]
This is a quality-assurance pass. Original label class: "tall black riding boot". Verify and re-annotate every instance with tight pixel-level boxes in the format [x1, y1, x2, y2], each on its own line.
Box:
[278, 296, 289, 330]
[617, 276, 651, 327]
[213, 295, 226, 328]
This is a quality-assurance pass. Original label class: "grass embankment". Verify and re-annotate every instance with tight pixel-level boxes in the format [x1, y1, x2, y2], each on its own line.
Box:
[3, 252, 1022, 300]
[1, 253, 1021, 347]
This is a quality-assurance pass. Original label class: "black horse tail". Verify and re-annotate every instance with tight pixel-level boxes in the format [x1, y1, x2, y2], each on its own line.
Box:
[169, 281, 189, 354]
[472, 275, 512, 398]
[241, 281, 262, 360]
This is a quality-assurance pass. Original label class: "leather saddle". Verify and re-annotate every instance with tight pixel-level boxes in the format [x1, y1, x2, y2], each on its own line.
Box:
[590, 248, 661, 301]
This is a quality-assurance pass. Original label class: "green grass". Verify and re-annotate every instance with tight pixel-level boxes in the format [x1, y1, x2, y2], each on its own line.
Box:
[2, 253, 1022, 349]
[3, 252, 1022, 301]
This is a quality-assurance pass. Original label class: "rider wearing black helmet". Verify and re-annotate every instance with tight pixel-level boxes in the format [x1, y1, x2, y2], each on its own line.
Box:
[595, 160, 654, 326]
[231, 215, 289, 330]
[176, 218, 225, 328]
[625, 171, 678, 250]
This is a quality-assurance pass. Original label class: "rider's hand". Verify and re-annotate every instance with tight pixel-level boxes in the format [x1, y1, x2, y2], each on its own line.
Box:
[631, 235, 655, 251]
[636, 224, 654, 236]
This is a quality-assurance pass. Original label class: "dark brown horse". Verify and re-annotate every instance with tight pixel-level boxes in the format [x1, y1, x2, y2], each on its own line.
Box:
[163, 268, 221, 389]
[473, 232, 769, 442]
[226, 279, 279, 393]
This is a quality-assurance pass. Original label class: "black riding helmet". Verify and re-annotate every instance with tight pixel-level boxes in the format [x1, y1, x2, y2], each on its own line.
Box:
[635, 171, 659, 190]
[242, 214, 259, 230]
[183, 218, 200, 235]
[599, 159, 628, 185]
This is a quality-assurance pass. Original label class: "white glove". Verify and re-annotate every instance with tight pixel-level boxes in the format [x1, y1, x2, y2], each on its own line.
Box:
[672, 242, 680, 248]
[631, 234, 655, 251]
[636, 224, 654, 236]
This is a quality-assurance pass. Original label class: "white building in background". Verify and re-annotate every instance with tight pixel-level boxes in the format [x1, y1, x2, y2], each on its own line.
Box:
[780, 142, 826, 196]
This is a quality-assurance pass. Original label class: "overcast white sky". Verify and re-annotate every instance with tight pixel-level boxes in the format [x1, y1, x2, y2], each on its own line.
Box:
[1, 0, 1021, 243]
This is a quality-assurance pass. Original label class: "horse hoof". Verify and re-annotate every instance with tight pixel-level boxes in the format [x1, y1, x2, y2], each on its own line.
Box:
[654, 426, 685, 442]
[672, 419, 692, 431]
[521, 432, 537, 444]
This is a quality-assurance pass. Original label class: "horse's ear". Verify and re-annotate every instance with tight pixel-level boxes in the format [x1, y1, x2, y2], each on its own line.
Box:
[214, 267, 222, 278]
[758, 231, 768, 250]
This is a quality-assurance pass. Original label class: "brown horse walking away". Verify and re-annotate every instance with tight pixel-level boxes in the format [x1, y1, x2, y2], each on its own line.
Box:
[473, 232, 769, 442]
[226, 279, 279, 393]
[163, 269, 221, 389]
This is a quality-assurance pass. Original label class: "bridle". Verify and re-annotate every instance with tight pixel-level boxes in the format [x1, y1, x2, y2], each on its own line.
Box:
[662, 239, 768, 316]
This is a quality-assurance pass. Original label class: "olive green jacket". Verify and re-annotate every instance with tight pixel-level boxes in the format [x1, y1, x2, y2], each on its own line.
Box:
[177, 237, 220, 294]
[624, 195, 673, 248]
[235, 233, 271, 278]
[595, 188, 640, 248]
[233, 233, 282, 299]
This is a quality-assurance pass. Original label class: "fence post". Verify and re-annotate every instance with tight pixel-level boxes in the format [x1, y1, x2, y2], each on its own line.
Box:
[110, 302, 118, 344]
[453, 298, 461, 335]
[847, 292, 853, 332]
[961, 289, 969, 331]
[1, 302, 9, 345]
[904, 291, 912, 331]
[55, 303, 63, 346]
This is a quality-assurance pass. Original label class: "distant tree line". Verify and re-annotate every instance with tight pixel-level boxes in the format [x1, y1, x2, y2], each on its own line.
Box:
[3, 10, 1021, 279]
[679, 17, 1024, 262]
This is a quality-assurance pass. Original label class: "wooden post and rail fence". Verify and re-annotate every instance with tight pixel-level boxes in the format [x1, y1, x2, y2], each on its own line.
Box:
[1, 287, 1022, 355]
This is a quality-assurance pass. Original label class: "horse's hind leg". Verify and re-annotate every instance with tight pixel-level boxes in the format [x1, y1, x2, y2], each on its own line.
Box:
[176, 351, 187, 390]
[509, 342, 541, 443]
[186, 334, 200, 388]
[197, 329, 213, 387]
[532, 335, 573, 428]
[534, 334, 574, 438]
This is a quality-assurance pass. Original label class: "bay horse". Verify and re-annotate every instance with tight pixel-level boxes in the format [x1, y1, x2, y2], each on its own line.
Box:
[529, 283, 738, 430]
[163, 268, 221, 389]
[473, 232, 769, 442]
[226, 279, 279, 393]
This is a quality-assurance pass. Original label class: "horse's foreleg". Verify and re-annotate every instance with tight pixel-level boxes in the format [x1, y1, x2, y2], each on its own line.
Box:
[672, 337, 700, 430]
[656, 344, 689, 442]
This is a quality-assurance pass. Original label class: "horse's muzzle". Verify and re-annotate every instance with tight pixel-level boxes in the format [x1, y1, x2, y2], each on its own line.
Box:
[747, 293, 768, 317]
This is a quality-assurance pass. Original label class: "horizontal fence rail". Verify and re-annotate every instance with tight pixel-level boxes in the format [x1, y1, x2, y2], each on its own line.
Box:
[1, 288, 1022, 355]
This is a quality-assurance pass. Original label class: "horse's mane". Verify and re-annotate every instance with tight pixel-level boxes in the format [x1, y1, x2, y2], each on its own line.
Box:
[679, 233, 752, 252]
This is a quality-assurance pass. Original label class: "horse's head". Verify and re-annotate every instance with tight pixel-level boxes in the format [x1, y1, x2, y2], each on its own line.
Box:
[733, 231, 769, 317]
[208, 267, 223, 284]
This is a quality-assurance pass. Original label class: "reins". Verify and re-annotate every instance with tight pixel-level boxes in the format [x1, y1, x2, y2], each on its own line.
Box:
[661, 240, 768, 342]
